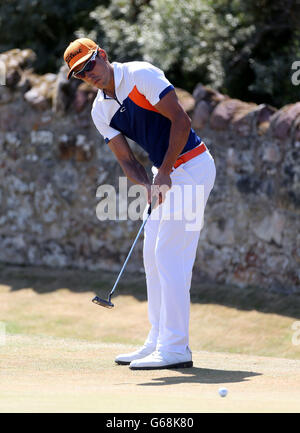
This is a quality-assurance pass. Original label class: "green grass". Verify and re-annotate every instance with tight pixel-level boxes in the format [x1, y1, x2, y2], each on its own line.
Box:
[5, 321, 23, 334]
[1, 265, 300, 359]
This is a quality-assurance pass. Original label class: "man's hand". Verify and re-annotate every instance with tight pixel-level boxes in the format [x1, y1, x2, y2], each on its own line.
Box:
[143, 171, 171, 208]
[151, 171, 172, 207]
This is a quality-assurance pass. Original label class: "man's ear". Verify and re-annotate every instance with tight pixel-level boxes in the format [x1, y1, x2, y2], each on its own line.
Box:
[98, 48, 107, 60]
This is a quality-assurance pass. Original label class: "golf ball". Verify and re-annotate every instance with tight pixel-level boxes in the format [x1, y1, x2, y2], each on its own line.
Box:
[218, 387, 228, 397]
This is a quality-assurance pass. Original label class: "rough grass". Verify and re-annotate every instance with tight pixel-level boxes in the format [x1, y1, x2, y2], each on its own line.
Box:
[0, 265, 300, 359]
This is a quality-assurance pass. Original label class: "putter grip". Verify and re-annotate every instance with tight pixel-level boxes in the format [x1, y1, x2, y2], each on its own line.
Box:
[147, 196, 157, 215]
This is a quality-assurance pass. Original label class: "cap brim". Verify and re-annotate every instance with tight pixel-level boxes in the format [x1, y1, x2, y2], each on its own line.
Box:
[67, 51, 94, 79]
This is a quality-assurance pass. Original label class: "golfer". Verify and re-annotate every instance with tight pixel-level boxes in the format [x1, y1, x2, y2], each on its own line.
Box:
[64, 38, 216, 370]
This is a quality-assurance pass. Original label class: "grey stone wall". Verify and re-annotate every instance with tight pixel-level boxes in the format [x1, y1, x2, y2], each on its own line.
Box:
[191, 85, 300, 293]
[0, 49, 299, 293]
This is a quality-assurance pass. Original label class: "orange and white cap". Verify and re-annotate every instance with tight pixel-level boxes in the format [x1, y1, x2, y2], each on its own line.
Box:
[64, 38, 99, 79]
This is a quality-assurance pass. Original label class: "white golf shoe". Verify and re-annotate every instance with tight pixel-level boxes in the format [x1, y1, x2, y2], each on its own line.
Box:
[129, 347, 193, 370]
[115, 344, 156, 365]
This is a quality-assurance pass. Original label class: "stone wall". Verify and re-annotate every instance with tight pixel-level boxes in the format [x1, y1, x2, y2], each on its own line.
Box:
[0, 49, 299, 293]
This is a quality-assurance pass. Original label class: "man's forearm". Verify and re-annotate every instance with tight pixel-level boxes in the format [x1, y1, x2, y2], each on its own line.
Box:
[159, 113, 191, 175]
[120, 158, 151, 187]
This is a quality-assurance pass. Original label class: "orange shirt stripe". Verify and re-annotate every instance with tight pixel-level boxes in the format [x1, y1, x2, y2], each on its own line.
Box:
[128, 85, 159, 113]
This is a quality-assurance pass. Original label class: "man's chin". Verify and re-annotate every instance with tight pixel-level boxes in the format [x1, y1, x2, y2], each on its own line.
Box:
[93, 79, 103, 89]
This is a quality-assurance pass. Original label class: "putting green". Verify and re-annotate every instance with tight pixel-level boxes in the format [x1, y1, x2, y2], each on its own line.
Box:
[1, 334, 300, 413]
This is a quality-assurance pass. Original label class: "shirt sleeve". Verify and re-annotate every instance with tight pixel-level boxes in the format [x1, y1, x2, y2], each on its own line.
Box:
[132, 62, 174, 106]
[91, 106, 120, 144]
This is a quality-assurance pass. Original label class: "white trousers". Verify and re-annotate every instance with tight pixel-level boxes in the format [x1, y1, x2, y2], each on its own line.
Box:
[142, 149, 216, 354]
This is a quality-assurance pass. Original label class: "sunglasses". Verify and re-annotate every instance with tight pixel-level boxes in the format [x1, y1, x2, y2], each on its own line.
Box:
[73, 49, 98, 79]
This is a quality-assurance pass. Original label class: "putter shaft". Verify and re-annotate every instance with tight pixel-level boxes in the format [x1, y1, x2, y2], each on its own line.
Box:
[92, 201, 155, 308]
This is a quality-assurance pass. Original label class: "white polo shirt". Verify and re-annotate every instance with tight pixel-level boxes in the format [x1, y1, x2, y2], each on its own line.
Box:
[91, 61, 201, 167]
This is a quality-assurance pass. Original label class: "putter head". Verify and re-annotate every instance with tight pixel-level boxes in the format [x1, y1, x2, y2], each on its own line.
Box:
[92, 296, 114, 309]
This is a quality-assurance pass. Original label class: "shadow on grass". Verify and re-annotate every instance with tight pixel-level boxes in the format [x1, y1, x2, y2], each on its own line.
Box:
[136, 367, 261, 386]
[1, 263, 300, 319]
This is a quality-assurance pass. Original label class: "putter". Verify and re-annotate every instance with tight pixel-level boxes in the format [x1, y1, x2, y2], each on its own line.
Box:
[92, 199, 156, 309]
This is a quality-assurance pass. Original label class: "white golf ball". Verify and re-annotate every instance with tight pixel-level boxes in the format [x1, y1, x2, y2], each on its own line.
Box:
[218, 387, 228, 397]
